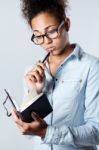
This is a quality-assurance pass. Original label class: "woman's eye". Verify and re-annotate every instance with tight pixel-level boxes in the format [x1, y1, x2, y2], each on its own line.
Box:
[35, 35, 42, 39]
[47, 29, 57, 34]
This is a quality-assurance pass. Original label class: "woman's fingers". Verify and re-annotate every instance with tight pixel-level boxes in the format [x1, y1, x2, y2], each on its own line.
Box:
[11, 109, 24, 127]
[31, 70, 43, 82]
[25, 62, 46, 83]
[37, 61, 46, 70]
[35, 65, 44, 77]
[26, 71, 43, 82]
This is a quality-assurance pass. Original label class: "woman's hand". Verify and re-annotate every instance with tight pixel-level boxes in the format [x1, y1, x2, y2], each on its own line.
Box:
[25, 62, 46, 93]
[11, 109, 47, 138]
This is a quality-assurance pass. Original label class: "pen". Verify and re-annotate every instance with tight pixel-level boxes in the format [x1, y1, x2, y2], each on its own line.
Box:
[42, 53, 50, 63]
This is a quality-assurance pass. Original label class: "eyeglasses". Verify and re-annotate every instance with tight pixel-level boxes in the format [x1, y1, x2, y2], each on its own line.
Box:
[31, 21, 65, 45]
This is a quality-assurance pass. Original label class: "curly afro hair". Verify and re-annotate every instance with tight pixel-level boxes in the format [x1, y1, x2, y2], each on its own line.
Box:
[20, 0, 69, 27]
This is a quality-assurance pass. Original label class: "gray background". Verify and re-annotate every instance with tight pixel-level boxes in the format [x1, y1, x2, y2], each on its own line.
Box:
[0, 0, 99, 149]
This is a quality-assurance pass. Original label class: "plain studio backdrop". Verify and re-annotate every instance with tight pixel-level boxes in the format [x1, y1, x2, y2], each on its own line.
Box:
[0, 0, 99, 150]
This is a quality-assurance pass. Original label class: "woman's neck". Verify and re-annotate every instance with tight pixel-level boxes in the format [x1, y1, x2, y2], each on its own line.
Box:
[48, 43, 75, 77]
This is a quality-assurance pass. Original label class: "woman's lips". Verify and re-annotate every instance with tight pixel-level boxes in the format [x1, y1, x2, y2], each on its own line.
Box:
[46, 46, 56, 52]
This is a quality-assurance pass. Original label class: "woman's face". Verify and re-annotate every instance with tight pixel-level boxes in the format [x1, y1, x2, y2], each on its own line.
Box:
[31, 12, 70, 56]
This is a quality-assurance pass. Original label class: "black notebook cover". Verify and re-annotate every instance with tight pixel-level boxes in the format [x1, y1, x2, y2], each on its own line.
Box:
[3, 89, 53, 123]
[18, 93, 52, 123]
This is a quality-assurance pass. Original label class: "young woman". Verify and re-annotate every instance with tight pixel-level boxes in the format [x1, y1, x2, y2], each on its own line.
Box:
[12, 0, 99, 150]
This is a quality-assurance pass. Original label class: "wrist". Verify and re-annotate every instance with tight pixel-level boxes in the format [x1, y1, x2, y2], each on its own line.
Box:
[40, 127, 47, 138]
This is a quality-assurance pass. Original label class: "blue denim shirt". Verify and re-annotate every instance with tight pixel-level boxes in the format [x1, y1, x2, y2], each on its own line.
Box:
[26, 44, 99, 150]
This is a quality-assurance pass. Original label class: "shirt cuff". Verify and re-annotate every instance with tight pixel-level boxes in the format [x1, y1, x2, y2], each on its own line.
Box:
[41, 126, 53, 143]
[41, 125, 60, 144]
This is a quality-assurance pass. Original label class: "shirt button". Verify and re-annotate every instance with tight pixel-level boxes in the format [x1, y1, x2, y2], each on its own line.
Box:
[80, 79, 82, 83]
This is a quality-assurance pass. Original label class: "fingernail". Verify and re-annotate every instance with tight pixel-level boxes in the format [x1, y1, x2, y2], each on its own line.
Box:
[31, 112, 37, 119]
[31, 112, 36, 117]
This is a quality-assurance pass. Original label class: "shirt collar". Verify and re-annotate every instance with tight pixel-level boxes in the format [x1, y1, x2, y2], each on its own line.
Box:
[70, 43, 83, 60]
[60, 43, 84, 66]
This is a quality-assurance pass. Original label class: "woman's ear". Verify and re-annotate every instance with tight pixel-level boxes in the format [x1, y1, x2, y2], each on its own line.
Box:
[64, 18, 70, 32]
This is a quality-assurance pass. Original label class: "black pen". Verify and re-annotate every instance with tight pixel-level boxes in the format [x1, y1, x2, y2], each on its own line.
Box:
[42, 53, 50, 63]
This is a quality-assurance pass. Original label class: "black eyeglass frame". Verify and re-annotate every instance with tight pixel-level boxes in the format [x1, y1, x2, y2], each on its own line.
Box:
[31, 20, 65, 45]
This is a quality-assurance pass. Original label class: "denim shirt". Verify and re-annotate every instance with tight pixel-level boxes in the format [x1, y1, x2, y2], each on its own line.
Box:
[26, 44, 99, 150]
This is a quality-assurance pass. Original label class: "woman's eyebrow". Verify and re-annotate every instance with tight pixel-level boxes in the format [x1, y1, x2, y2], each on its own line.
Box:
[33, 24, 57, 32]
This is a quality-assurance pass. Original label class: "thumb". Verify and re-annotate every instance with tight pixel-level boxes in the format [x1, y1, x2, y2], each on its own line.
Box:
[31, 112, 47, 128]
[31, 112, 42, 122]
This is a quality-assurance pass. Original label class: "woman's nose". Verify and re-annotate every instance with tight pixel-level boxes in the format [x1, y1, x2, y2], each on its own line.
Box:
[44, 36, 52, 44]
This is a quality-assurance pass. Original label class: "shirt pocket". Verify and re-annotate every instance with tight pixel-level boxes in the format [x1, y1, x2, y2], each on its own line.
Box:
[58, 78, 82, 99]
